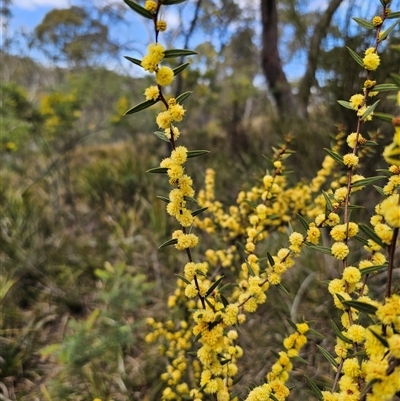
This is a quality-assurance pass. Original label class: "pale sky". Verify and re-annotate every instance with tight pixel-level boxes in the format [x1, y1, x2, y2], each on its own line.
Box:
[15, 0, 70, 10]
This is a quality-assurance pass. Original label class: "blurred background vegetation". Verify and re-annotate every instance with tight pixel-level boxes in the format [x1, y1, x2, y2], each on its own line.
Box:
[1, 0, 399, 399]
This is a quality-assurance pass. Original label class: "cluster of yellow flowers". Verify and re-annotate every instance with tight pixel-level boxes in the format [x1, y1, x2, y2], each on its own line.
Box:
[246, 323, 309, 401]
[39, 91, 81, 133]
[320, 5, 400, 399]
[131, 0, 400, 399]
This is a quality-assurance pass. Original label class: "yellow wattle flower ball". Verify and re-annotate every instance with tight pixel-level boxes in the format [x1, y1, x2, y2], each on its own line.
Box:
[363, 52, 380, 71]
[372, 15, 383, 26]
[349, 93, 364, 110]
[331, 241, 349, 260]
[342, 266, 361, 284]
[169, 104, 185, 122]
[156, 66, 174, 86]
[388, 334, 400, 358]
[144, 85, 159, 101]
[156, 110, 173, 129]
[144, 0, 157, 13]
[157, 20, 167, 32]
[343, 153, 359, 168]
[380, 194, 400, 227]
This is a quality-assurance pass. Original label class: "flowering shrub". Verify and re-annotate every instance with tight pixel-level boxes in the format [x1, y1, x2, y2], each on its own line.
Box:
[124, 0, 400, 400]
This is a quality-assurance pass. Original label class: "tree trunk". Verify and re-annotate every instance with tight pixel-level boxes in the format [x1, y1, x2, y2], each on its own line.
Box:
[260, 0, 297, 117]
[297, 0, 344, 116]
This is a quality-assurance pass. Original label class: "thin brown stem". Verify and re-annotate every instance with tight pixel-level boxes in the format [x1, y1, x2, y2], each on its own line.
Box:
[385, 227, 399, 299]
[332, 359, 344, 392]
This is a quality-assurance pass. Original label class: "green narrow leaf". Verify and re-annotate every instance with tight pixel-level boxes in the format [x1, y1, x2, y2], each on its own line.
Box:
[243, 199, 257, 209]
[123, 0, 153, 19]
[331, 320, 352, 344]
[205, 298, 216, 311]
[245, 259, 255, 277]
[292, 355, 308, 364]
[360, 264, 387, 276]
[158, 238, 178, 249]
[354, 235, 369, 246]
[335, 293, 345, 303]
[125, 99, 158, 115]
[162, 0, 187, 4]
[262, 154, 274, 166]
[266, 252, 275, 267]
[269, 394, 280, 401]
[183, 196, 198, 204]
[235, 241, 246, 251]
[175, 91, 193, 104]
[306, 244, 332, 255]
[369, 329, 389, 347]
[218, 283, 235, 293]
[373, 83, 398, 92]
[164, 49, 198, 58]
[352, 175, 386, 188]
[316, 345, 338, 368]
[156, 195, 169, 203]
[173, 62, 190, 76]
[175, 274, 191, 285]
[361, 100, 380, 120]
[205, 276, 225, 297]
[154, 131, 170, 142]
[324, 148, 344, 166]
[373, 185, 386, 195]
[364, 140, 378, 146]
[286, 318, 298, 332]
[321, 190, 334, 210]
[342, 301, 378, 314]
[147, 167, 168, 174]
[337, 100, 354, 110]
[187, 150, 210, 158]
[124, 56, 142, 66]
[297, 214, 310, 231]
[191, 206, 208, 217]
[304, 375, 323, 401]
[373, 112, 395, 123]
[359, 223, 384, 247]
[193, 331, 202, 343]
[220, 294, 229, 308]
[195, 269, 207, 277]
[308, 329, 324, 338]
[347, 204, 364, 210]
[231, 373, 244, 386]
[346, 46, 364, 68]
[276, 283, 289, 295]
[270, 350, 280, 359]
[352, 17, 375, 29]
[230, 391, 242, 399]
[375, 168, 393, 176]
[390, 72, 400, 86]
[379, 19, 399, 41]
[386, 11, 400, 19]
